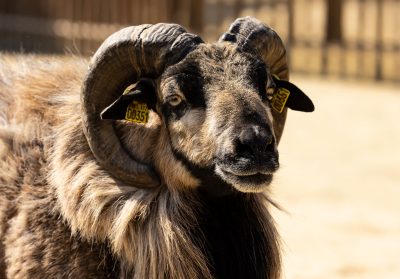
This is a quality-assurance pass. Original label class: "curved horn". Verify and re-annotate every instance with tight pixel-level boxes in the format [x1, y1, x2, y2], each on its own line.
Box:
[219, 17, 288, 143]
[82, 24, 203, 187]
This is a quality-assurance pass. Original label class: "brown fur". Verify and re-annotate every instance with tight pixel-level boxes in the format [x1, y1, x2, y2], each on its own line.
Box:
[0, 51, 280, 278]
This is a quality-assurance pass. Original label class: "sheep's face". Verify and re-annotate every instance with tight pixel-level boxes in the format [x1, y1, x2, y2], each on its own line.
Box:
[158, 44, 279, 193]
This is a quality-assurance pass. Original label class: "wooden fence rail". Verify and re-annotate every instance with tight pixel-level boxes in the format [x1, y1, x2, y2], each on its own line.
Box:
[0, 0, 399, 81]
[0, 0, 200, 54]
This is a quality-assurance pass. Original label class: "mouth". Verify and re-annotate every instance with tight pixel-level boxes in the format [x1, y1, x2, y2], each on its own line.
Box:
[215, 163, 277, 193]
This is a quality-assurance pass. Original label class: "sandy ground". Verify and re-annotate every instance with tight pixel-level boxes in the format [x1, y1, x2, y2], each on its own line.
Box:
[272, 76, 400, 279]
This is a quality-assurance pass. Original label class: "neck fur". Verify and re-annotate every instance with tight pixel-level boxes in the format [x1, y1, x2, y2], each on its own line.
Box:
[49, 98, 280, 279]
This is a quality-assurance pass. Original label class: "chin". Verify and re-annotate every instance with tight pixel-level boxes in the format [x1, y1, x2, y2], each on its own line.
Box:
[215, 165, 273, 193]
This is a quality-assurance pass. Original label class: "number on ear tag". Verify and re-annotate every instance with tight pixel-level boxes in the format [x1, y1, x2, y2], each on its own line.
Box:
[125, 101, 149, 123]
[271, 88, 290, 113]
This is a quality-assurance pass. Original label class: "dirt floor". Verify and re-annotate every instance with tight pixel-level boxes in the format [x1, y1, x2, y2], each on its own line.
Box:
[272, 76, 400, 279]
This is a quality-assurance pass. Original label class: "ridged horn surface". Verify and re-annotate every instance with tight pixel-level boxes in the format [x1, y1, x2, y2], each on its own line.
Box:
[219, 17, 289, 143]
[82, 23, 203, 187]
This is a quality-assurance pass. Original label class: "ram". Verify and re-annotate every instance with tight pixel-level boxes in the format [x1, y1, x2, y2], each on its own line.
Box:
[0, 17, 313, 279]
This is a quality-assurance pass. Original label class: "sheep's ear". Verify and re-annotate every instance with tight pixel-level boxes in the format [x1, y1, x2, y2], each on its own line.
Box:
[271, 76, 314, 113]
[100, 79, 157, 122]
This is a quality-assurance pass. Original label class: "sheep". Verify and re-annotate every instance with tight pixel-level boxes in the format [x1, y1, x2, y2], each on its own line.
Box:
[0, 17, 314, 279]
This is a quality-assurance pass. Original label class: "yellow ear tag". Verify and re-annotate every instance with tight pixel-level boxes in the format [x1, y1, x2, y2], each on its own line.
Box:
[125, 101, 149, 124]
[271, 88, 290, 113]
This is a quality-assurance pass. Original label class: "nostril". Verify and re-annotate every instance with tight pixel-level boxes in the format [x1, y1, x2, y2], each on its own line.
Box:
[235, 139, 254, 157]
[257, 128, 273, 146]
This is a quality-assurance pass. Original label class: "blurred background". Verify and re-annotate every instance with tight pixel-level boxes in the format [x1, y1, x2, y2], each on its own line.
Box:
[0, 0, 399, 81]
[1, 1, 399, 278]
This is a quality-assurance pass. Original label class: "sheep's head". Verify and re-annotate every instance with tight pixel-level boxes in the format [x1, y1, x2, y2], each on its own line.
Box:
[158, 46, 283, 193]
[82, 17, 314, 195]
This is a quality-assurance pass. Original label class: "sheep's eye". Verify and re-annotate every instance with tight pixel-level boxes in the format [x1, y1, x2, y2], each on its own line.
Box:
[168, 95, 183, 107]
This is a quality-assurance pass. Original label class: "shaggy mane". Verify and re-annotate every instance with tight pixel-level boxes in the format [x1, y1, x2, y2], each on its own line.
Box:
[0, 55, 281, 278]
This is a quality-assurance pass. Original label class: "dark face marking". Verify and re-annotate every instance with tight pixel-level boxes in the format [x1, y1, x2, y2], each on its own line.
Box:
[249, 59, 269, 101]
[161, 60, 206, 121]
